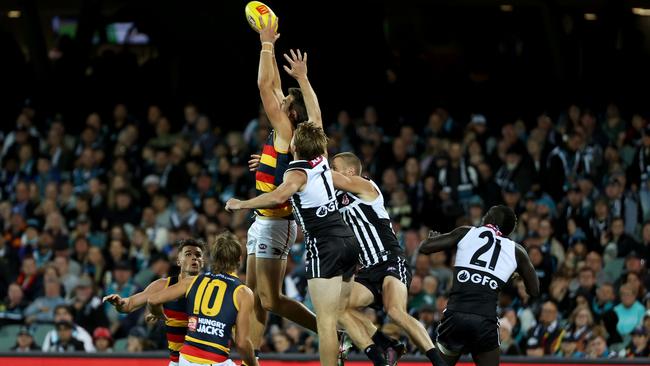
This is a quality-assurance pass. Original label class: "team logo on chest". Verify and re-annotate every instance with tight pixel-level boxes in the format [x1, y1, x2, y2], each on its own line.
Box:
[188, 316, 198, 332]
[341, 194, 350, 206]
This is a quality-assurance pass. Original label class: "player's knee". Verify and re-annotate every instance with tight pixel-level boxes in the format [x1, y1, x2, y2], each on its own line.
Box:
[257, 290, 279, 311]
[386, 305, 407, 322]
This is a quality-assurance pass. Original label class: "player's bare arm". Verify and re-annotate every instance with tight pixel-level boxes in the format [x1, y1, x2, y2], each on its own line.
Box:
[103, 277, 167, 313]
[234, 286, 258, 366]
[515, 243, 540, 297]
[332, 171, 378, 201]
[257, 15, 293, 145]
[283, 49, 322, 128]
[147, 275, 196, 319]
[226, 170, 306, 210]
[418, 226, 472, 254]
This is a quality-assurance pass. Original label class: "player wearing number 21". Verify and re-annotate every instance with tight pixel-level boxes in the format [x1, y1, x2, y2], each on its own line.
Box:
[148, 232, 257, 366]
[418, 205, 540, 366]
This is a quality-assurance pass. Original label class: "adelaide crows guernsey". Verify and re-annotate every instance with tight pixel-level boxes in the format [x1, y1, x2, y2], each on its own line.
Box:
[181, 272, 245, 364]
[255, 130, 293, 219]
[163, 276, 188, 363]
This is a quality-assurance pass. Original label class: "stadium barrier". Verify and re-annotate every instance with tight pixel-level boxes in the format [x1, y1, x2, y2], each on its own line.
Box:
[1, 352, 649, 365]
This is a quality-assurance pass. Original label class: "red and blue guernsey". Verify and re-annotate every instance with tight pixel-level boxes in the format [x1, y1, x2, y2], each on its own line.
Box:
[163, 276, 189, 364]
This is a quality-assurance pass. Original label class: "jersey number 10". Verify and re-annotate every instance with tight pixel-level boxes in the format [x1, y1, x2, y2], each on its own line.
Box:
[192, 278, 227, 316]
[470, 231, 501, 271]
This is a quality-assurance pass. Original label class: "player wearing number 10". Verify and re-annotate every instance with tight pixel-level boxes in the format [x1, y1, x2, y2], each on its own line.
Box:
[148, 232, 257, 366]
[418, 205, 540, 366]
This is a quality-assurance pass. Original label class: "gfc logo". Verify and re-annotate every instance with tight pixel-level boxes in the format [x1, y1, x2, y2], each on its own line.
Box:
[457, 269, 498, 290]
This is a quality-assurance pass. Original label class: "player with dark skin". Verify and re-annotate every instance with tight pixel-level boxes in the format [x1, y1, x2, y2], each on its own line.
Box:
[103, 243, 204, 316]
[419, 206, 540, 366]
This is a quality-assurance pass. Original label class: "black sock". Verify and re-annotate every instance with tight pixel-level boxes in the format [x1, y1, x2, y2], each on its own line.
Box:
[372, 330, 398, 350]
[365, 344, 388, 366]
[426, 347, 447, 366]
[254, 350, 260, 359]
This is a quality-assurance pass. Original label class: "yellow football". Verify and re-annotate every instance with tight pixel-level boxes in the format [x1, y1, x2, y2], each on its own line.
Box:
[245, 1, 279, 33]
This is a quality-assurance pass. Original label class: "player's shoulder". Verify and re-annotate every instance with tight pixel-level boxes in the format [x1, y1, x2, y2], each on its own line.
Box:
[287, 160, 312, 170]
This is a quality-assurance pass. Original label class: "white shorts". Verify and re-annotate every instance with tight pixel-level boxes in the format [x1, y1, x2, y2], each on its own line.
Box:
[246, 217, 297, 259]
[169, 362, 179, 366]
[179, 355, 235, 366]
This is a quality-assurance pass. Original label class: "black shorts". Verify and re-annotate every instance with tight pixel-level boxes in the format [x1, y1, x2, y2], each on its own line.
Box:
[305, 235, 359, 280]
[435, 310, 499, 355]
[355, 256, 412, 309]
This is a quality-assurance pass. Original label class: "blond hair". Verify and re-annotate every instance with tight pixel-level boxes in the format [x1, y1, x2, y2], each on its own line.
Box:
[293, 121, 328, 160]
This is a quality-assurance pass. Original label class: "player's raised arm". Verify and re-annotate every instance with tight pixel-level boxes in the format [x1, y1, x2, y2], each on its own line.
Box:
[283, 49, 322, 128]
[419, 226, 471, 254]
[257, 16, 293, 140]
[226, 170, 306, 210]
[515, 243, 540, 297]
[234, 286, 258, 366]
[103, 278, 167, 313]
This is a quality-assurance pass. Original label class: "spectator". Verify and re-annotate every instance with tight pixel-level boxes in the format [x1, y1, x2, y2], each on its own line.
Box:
[11, 325, 40, 352]
[126, 326, 148, 352]
[527, 301, 563, 355]
[53, 255, 79, 296]
[614, 284, 646, 339]
[498, 317, 522, 355]
[271, 331, 298, 353]
[564, 305, 595, 352]
[619, 326, 650, 358]
[44, 320, 86, 352]
[16, 257, 42, 301]
[0, 282, 27, 325]
[104, 260, 141, 337]
[93, 327, 114, 352]
[556, 334, 585, 358]
[41, 304, 95, 351]
[71, 276, 109, 334]
[525, 337, 544, 357]
[23, 276, 66, 323]
[586, 335, 613, 358]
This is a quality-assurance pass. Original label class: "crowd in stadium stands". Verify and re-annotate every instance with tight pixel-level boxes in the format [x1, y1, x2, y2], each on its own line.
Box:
[0, 100, 649, 359]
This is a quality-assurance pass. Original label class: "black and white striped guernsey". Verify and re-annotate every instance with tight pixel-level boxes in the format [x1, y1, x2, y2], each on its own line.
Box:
[335, 178, 403, 268]
[285, 156, 353, 240]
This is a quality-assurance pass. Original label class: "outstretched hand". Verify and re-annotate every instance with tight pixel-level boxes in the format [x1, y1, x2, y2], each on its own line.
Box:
[259, 15, 280, 44]
[249, 154, 261, 172]
[103, 294, 129, 312]
[283, 49, 308, 80]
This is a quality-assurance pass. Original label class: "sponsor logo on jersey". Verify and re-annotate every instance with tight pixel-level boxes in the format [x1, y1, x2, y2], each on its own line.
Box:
[188, 316, 197, 332]
[196, 317, 227, 337]
[316, 201, 337, 217]
[457, 269, 499, 290]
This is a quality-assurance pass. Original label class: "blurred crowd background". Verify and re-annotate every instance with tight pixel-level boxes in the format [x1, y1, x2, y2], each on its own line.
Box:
[1, 0, 650, 361]
[0, 98, 649, 359]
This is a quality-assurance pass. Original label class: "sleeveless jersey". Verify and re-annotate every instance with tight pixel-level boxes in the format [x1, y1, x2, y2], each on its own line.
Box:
[255, 130, 293, 219]
[446, 225, 518, 317]
[336, 178, 403, 268]
[181, 272, 245, 364]
[286, 156, 353, 240]
[163, 276, 188, 362]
